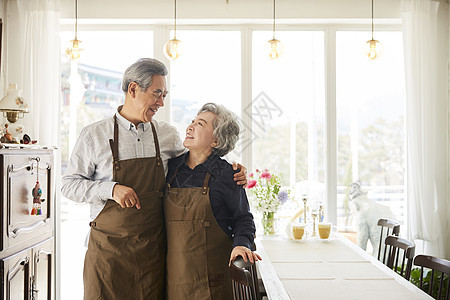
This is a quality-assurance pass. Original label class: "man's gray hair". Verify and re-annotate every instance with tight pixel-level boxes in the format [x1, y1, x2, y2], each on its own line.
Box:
[197, 103, 240, 157]
[121, 58, 168, 93]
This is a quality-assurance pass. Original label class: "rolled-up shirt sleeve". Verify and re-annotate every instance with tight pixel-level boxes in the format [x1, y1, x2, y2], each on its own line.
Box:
[61, 128, 117, 205]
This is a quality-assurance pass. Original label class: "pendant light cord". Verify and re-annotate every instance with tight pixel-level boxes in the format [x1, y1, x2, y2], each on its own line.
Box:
[273, 0, 276, 39]
[174, 0, 177, 39]
[371, 0, 374, 40]
[75, 0, 78, 40]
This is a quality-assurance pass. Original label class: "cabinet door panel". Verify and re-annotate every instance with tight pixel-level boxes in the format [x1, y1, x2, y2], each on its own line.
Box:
[1, 153, 53, 251]
[1, 249, 31, 300]
[32, 238, 53, 300]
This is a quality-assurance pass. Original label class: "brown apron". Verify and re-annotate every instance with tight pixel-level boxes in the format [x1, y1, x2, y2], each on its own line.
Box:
[83, 117, 166, 300]
[164, 169, 233, 300]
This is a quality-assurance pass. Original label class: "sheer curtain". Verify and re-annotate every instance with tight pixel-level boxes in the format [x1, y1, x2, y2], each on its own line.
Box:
[14, 0, 61, 146]
[7, 1, 62, 299]
[401, 0, 447, 258]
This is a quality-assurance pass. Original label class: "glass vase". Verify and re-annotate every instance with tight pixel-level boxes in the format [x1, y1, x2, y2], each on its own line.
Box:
[262, 211, 276, 235]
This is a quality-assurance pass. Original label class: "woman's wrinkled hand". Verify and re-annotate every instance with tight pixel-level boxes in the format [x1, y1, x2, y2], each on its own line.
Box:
[229, 246, 262, 266]
[232, 163, 248, 187]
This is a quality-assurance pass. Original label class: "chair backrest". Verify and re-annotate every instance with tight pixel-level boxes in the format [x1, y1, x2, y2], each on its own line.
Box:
[230, 256, 258, 300]
[383, 235, 415, 280]
[377, 218, 400, 261]
[413, 255, 450, 300]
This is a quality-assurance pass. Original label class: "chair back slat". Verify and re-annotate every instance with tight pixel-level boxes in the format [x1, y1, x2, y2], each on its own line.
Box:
[377, 219, 400, 261]
[400, 251, 406, 277]
[446, 281, 450, 300]
[438, 275, 444, 300]
[249, 263, 265, 300]
[447, 281, 450, 300]
[419, 267, 424, 289]
[382, 228, 389, 263]
[406, 259, 413, 282]
[414, 254, 450, 300]
[429, 270, 435, 295]
[394, 247, 400, 272]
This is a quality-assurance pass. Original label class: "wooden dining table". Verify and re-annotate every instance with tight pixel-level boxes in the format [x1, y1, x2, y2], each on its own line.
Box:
[255, 234, 432, 299]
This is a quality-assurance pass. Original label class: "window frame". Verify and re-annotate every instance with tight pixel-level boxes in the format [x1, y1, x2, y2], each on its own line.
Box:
[58, 21, 405, 299]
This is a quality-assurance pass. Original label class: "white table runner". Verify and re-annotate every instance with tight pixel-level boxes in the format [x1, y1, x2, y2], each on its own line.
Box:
[281, 278, 426, 300]
[256, 236, 432, 300]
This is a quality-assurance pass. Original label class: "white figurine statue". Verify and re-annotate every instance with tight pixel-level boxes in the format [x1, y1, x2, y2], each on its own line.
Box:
[349, 180, 397, 257]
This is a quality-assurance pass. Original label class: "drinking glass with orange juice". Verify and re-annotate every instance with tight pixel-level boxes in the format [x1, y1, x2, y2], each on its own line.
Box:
[291, 223, 305, 240]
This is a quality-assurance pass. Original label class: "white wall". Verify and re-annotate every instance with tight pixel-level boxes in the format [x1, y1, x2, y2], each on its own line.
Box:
[60, 0, 402, 20]
[0, 0, 4, 18]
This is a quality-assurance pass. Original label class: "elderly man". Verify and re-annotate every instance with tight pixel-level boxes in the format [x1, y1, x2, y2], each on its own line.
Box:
[61, 58, 246, 300]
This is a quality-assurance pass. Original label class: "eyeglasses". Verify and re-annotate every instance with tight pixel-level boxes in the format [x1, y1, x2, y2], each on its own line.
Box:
[132, 82, 169, 100]
[150, 90, 169, 100]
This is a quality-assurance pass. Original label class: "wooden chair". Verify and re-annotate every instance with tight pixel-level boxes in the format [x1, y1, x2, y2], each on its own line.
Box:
[413, 255, 450, 300]
[377, 218, 400, 262]
[383, 236, 415, 280]
[230, 256, 258, 300]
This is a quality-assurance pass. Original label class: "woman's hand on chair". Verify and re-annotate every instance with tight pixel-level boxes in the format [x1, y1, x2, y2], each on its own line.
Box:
[229, 246, 262, 266]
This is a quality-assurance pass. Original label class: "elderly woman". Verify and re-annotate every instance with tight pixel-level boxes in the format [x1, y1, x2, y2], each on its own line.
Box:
[164, 103, 261, 299]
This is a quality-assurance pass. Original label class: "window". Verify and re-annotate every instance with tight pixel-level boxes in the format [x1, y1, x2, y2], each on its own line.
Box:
[336, 31, 406, 234]
[169, 30, 241, 162]
[59, 26, 407, 297]
[252, 31, 325, 186]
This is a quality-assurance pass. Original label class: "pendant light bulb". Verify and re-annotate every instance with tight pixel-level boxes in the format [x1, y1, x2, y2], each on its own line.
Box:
[164, 0, 182, 61]
[164, 39, 183, 61]
[365, 39, 383, 61]
[67, 39, 81, 60]
[66, 0, 82, 60]
[266, 39, 284, 60]
[365, 0, 383, 61]
[267, 0, 282, 60]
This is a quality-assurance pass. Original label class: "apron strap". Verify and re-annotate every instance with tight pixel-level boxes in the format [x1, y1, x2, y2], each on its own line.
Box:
[150, 122, 162, 167]
[109, 116, 162, 171]
[109, 115, 120, 171]
[202, 173, 211, 195]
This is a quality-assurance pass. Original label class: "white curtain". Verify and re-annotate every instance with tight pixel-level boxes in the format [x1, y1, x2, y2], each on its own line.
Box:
[7, 2, 62, 299]
[14, 0, 61, 146]
[401, 0, 447, 258]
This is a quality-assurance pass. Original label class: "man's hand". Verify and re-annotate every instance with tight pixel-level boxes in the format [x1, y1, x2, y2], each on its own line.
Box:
[229, 246, 262, 266]
[232, 163, 248, 187]
[112, 184, 141, 209]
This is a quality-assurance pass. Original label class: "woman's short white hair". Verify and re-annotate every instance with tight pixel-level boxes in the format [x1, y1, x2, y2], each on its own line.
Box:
[197, 103, 240, 157]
